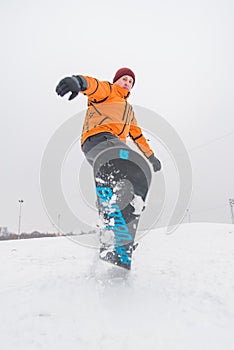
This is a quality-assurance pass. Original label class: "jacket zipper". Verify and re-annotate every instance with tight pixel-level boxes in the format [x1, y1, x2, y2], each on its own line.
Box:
[118, 103, 131, 137]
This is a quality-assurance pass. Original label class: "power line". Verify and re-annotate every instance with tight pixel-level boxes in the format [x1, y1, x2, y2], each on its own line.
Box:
[188, 131, 234, 153]
[160, 130, 234, 165]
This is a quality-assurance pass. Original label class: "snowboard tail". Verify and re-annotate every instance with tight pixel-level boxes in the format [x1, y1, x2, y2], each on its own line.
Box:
[94, 147, 151, 270]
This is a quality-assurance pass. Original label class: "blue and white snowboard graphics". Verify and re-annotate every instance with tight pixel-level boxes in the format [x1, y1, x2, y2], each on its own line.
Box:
[93, 147, 151, 270]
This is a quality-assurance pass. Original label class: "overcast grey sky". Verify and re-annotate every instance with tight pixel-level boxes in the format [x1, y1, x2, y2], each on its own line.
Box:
[0, 0, 234, 232]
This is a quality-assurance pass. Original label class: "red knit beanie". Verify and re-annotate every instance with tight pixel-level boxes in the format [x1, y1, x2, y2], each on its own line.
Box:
[113, 67, 135, 86]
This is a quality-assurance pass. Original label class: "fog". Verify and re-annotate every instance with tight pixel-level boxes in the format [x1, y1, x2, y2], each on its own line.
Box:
[0, 0, 233, 232]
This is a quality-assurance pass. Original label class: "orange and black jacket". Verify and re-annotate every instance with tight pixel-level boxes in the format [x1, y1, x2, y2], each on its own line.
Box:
[80, 76, 154, 159]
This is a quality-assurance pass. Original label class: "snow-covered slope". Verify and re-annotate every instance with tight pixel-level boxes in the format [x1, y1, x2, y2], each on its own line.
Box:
[0, 223, 234, 350]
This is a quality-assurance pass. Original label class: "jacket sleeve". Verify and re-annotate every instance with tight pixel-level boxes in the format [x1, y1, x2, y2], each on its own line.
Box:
[80, 76, 112, 102]
[129, 112, 154, 158]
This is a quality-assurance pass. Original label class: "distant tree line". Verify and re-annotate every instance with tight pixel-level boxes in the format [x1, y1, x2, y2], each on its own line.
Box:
[0, 231, 71, 241]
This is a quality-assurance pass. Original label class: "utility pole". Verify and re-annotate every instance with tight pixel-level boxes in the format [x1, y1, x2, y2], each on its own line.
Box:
[18, 199, 24, 238]
[57, 213, 61, 236]
[229, 199, 234, 224]
[186, 209, 191, 223]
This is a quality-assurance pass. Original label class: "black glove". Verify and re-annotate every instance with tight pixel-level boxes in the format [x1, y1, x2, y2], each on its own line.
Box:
[148, 154, 161, 172]
[55, 75, 87, 101]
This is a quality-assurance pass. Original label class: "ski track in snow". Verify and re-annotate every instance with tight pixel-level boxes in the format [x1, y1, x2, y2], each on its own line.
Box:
[0, 223, 234, 350]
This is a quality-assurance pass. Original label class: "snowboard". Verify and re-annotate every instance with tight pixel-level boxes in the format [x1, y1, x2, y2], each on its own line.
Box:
[93, 146, 152, 270]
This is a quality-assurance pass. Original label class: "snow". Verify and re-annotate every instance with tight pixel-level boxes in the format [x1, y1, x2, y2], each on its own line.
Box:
[0, 223, 234, 350]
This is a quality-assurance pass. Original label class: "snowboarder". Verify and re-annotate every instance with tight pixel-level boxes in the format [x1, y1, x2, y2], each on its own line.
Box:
[56, 68, 162, 268]
[55, 67, 161, 171]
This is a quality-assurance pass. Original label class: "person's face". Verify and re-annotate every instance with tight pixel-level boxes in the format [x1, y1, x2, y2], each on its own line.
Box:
[114, 75, 134, 91]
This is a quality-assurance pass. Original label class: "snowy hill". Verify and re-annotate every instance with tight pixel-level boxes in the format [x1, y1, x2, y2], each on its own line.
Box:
[0, 223, 234, 350]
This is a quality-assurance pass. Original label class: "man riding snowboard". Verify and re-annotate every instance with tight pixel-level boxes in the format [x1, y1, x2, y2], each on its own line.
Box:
[56, 68, 161, 268]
